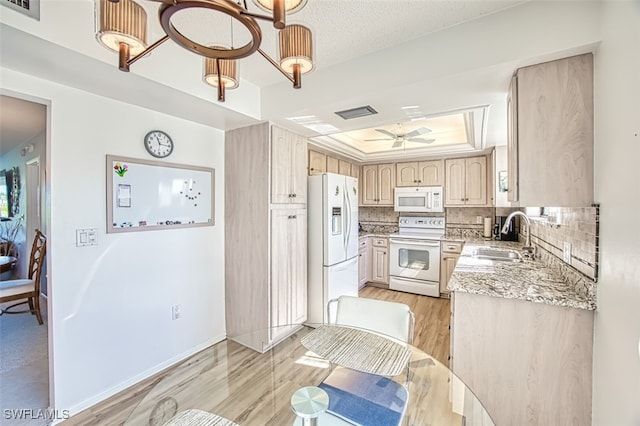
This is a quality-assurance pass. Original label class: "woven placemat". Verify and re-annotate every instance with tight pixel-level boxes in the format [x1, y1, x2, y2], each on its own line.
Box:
[163, 409, 238, 426]
[301, 325, 411, 376]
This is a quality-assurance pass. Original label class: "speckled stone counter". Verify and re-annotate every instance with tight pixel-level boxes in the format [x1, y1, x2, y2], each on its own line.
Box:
[448, 241, 596, 311]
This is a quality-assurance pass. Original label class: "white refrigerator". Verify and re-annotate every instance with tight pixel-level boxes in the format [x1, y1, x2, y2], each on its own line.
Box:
[307, 173, 359, 324]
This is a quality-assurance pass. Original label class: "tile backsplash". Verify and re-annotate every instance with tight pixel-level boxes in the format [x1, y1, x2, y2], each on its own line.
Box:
[358, 206, 399, 234]
[528, 206, 599, 282]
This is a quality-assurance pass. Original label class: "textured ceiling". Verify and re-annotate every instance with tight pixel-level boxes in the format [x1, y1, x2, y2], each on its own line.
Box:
[1, 0, 598, 162]
[165, 0, 527, 87]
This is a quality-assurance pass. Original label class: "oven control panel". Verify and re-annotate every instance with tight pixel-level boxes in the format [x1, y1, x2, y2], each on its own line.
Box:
[398, 216, 445, 229]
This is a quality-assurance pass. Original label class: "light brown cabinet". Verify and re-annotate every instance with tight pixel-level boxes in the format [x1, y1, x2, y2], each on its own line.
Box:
[508, 53, 594, 207]
[326, 156, 339, 174]
[272, 125, 307, 205]
[370, 237, 389, 286]
[444, 156, 488, 206]
[361, 163, 395, 206]
[338, 159, 351, 176]
[440, 241, 463, 295]
[452, 291, 593, 425]
[350, 164, 360, 180]
[308, 150, 326, 175]
[396, 160, 444, 187]
[358, 237, 370, 289]
[225, 122, 307, 352]
[270, 209, 307, 341]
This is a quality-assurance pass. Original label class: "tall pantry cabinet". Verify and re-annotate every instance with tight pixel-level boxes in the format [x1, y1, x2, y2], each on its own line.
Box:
[225, 122, 308, 352]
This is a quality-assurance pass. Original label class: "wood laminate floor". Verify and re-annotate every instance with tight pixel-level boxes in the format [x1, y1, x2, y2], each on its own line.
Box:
[62, 287, 452, 425]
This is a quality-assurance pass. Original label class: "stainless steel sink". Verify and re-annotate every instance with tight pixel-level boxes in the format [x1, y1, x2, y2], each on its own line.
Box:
[472, 247, 522, 262]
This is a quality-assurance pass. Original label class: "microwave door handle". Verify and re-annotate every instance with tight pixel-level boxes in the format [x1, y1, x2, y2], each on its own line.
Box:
[426, 192, 432, 209]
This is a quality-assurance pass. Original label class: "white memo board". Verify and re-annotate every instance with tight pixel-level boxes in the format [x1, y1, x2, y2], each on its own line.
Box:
[106, 155, 215, 233]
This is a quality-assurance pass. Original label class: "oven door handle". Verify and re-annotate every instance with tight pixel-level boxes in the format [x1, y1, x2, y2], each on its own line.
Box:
[389, 238, 440, 247]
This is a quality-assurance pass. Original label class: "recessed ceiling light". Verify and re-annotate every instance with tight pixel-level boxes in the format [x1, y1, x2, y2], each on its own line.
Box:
[401, 105, 420, 110]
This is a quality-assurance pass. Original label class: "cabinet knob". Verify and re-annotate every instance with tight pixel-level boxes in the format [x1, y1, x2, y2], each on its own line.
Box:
[293, 193, 297, 197]
[414, 180, 418, 183]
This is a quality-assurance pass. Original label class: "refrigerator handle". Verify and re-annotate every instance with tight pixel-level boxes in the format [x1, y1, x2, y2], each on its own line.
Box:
[343, 184, 350, 252]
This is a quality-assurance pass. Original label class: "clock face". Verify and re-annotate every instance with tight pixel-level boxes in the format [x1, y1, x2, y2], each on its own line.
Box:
[144, 130, 174, 158]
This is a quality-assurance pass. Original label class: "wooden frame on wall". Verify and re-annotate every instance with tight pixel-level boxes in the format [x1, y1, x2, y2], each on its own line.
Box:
[106, 155, 215, 233]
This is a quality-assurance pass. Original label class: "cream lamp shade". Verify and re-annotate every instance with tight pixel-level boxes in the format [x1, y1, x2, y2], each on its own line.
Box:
[96, 0, 147, 56]
[252, 0, 308, 13]
[203, 54, 239, 90]
[279, 24, 314, 75]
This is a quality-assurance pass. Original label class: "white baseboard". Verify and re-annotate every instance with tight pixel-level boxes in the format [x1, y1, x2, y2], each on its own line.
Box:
[51, 333, 226, 424]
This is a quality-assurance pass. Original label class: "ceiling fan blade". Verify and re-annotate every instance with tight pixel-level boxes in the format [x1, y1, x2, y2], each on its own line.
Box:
[375, 129, 398, 138]
[392, 140, 404, 148]
[364, 137, 394, 142]
[408, 137, 436, 144]
[405, 127, 432, 138]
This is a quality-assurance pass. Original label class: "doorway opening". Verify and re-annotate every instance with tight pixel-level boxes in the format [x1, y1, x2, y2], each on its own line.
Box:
[0, 93, 51, 416]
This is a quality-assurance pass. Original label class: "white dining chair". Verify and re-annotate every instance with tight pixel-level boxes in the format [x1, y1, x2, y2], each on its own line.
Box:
[326, 295, 415, 344]
[320, 296, 415, 426]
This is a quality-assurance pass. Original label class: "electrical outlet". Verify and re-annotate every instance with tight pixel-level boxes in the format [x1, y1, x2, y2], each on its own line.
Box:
[171, 305, 181, 320]
[476, 216, 483, 224]
[563, 242, 572, 263]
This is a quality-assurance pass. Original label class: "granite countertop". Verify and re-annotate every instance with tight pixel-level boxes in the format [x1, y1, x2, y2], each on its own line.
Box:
[359, 232, 391, 238]
[448, 241, 596, 311]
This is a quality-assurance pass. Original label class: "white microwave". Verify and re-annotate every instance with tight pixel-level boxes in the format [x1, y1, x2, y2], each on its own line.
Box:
[394, 186, 444, 213]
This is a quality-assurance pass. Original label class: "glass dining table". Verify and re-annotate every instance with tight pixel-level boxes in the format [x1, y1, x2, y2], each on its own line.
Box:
[123, 324, 495, 426]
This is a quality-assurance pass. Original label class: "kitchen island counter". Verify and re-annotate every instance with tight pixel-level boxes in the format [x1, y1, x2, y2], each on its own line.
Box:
[448, 240, 596, 311]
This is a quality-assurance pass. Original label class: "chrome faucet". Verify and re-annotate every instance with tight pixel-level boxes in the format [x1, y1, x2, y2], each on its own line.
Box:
[501, 211, 534, 256]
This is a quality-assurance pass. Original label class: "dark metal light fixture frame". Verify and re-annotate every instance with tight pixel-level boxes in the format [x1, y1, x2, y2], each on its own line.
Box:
[97, 0, 314, 102]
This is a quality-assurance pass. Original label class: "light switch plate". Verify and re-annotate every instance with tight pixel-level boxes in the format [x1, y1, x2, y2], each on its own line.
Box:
[76, 228, 98, 247]
[563, 242, 572, 263]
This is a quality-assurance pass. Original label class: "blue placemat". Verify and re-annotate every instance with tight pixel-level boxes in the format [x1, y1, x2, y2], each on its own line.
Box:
[318, 369, 408, 426]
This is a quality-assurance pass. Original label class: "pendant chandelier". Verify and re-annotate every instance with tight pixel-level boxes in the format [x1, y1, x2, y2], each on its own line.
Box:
[95, 0, 314, 102]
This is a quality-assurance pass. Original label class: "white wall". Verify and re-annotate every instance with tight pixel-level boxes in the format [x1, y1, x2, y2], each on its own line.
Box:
[1, 67, 227, 414]
[592, 1, 640, 424]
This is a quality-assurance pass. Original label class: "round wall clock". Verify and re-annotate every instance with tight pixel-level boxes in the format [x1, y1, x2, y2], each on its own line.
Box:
[144, 130, 174, 158]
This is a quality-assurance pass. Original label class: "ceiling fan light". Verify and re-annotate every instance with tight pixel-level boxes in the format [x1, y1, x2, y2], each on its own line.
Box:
[253, 0, 308, 14]
[96, 0, 147, 56]
[279, 24, 314, 74]
[203, 47, 239, 90]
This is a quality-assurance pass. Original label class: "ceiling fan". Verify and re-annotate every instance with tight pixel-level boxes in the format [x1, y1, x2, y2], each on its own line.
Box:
[365, 125, 435, 148]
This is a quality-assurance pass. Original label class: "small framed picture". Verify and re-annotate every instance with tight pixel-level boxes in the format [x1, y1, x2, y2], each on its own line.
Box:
[498, 171, 508, 192]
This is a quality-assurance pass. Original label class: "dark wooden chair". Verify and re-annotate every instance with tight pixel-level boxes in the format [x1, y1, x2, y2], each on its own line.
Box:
[0, 229, 47, 324]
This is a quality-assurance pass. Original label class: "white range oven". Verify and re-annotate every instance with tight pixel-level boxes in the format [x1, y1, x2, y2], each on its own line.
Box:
[389, 216, 445, 297]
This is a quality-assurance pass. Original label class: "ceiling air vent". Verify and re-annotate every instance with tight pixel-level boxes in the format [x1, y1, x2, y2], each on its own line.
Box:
[2, 0, 40, 20]
[335, 105, 378, 120]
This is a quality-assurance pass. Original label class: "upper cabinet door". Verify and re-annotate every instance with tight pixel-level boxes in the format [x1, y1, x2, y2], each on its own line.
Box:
[397, 160, 443, 187]
[445, 159, 466, 206]
[361, 165, 378, 205]
[419, 160, 444, 186]
[464, 156, 487, 205]
[271, 126, 307, 204]
[377, 163, 395, 206]
[396, 162, 419, 187]
[308, 150, 326, 176]
[507, 75, 519, 202]
[514, 54, 593, 207]
[326, 156, 339, 174]
[290, 133, 308, 204]
[339, 160, 351, 176]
